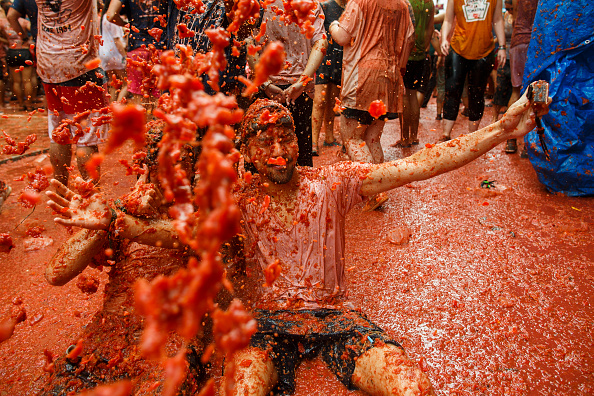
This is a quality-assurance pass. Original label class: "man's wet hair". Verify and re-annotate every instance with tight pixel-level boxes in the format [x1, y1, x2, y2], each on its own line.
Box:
[239, 99, 294, 146]
[136, 122, 197, 184]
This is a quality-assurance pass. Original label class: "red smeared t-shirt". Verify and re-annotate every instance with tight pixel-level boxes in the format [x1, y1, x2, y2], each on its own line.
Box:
[35, 0, 100, 83]
[236, 162, 373, 310]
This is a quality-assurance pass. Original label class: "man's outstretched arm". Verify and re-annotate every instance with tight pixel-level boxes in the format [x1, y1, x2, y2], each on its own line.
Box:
[360, 86, 550, 196]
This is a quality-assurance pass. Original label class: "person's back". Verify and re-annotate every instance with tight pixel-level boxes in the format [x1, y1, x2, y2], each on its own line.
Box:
[35, 0, 99, 84]
[119, 0, 167, 52]
[340, 0, 413, 113]
[99, 13, 126, 71]
[9, 0, 37, 39]
[510, 0, 538, 49]
[408, 0, 433, 61]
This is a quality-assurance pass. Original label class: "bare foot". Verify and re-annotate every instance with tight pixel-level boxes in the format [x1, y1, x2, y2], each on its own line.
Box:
[391, 140, 412, 148]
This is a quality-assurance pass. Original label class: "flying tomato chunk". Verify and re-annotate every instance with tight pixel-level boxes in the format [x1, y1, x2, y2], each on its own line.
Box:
[368, 100, 387, 119]
[105, 103, 146, 154]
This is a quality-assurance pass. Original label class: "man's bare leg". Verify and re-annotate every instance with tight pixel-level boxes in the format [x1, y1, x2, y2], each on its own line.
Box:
[323, 84, 340, 145]
[222, 347, 278, 396]
[312, 84, 328, 153]
[504, 86, 522, 153]
[352, 344, 435, 396]
[408, 89, 421, 144]
[441, 119, 455, 140]
[468, 119, 481, 133]
[399, 90, 412, 146]
[76, 145, 99, 183]
[50, 142, 72, 187]
[341, 115, 373, 163]
[364, 119, 386, 164]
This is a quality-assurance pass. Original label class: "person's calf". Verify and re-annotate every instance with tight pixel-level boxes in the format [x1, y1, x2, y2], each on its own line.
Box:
[49, 142, 72, 187]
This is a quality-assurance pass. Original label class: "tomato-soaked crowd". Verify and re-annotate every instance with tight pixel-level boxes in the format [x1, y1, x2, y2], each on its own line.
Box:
[0, 0, 549, 395]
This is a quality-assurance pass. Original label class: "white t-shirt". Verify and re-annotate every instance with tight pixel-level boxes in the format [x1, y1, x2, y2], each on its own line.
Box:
[236, 162, 372, 310]
[99, 14, 126, 71]
[36, 0, 100, 84]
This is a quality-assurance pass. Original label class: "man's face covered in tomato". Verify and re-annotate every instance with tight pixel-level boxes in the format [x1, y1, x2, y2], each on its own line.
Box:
[241, 100, 299, 185]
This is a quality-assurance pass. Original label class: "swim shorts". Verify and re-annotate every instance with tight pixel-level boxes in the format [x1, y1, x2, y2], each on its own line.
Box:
[250, 309, 402, 395]
[403, 58, 431, 91]
[342, 107, 398, 125]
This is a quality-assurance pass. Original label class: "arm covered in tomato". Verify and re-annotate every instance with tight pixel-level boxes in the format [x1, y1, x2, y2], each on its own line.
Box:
[360, 86, 551, 196]
[45, 229, 108, 286]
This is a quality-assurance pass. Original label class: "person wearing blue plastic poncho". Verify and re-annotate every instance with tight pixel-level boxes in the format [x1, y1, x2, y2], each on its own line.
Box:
[522, 0, 594, 196]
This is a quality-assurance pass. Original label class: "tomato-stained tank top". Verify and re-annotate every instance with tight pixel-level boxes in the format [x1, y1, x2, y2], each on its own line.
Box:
[450, 0, 497, 60]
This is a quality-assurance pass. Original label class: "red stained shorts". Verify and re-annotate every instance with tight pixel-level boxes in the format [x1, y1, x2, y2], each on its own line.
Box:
[44, 82, 108, 146]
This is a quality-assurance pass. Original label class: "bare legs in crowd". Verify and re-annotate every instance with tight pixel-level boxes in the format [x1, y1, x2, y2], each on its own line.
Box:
[311, 83, 340, 155]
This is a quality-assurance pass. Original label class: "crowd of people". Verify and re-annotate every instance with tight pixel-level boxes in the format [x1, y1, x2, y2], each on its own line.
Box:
[0, 0, 554, 395]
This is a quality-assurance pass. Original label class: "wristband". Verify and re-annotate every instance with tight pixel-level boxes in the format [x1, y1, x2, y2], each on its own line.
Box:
[498, 46, 506, 50]
[261, 80, 271, 91]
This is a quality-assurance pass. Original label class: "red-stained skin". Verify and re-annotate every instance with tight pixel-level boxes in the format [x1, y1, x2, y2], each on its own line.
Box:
[1, 101, 594, 396]
[0, 5, 593, 396]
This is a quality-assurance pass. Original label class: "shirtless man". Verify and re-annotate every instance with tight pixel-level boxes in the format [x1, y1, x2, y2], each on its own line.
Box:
[47, 86, 549, 395]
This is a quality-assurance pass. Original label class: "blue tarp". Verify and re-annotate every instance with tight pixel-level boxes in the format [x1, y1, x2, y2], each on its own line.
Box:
[522, 0, 594, 196]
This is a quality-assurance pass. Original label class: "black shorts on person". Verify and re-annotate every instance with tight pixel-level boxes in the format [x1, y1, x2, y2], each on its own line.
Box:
[403, 58, 431, 91]
[6, 48, 34, 68]
[315, 48, 343, 85]
[342, 107, 398, 125]
[250, 309, 402, 395]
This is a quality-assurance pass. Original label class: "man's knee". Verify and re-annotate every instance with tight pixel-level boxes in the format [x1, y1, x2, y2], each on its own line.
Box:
[352, 344, 435, 396]
[223, 347, 278, 396]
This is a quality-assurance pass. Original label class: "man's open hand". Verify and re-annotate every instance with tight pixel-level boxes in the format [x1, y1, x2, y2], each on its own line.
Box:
[46, 177, 112, 230]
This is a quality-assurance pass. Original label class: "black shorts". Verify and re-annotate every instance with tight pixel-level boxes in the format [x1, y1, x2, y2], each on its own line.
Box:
[250, 309, 402, 395]
[342, 107, 398, 125]
[315, 48, 343, 85]
[403, 58, 431, 91]
[6, 48, 34, 68]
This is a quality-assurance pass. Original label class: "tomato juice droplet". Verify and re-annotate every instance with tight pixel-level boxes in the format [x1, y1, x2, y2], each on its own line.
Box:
[84, 58, 102, 70]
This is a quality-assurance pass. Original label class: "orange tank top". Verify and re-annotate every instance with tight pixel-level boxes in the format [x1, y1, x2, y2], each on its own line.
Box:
[450, 0, 497, 60]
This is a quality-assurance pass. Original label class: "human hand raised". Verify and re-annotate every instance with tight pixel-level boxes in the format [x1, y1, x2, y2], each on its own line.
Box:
[499, 82, 551, 139]
[46, 177, 112, 230]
